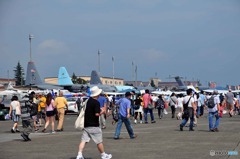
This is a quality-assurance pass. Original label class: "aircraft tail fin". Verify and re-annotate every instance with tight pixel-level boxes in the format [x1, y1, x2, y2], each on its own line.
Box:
[90, 70, 102, 85]
[175, 76, 185, 86]
[25, 61, 42, 85]
[58, 67, 73, 86]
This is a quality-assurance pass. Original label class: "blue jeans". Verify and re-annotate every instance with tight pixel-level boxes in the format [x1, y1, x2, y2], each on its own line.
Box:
[209, 111, 220, 130]
[114, 114, 135, 138]
[197, 106, 201, 116]
[143, 108, 155, 122]
[180, 108, 194, 129]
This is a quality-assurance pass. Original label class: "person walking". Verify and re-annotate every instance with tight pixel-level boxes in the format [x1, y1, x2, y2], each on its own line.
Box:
[142, 89, 156, 124]
[208, 90, 221, 132]
[54, 91, 68, 132]
[180, 89, 196, 131]
[114, 92, 137, 139]
[76, 86, 112, 159]
[134, 94, 143, 124]
[225, 89, 234, 117]
[169, 93, 178, 118]
[156, 95, 165, 119]
[8, 96, 21, 133]
[42, 93, 56, 133]
[98, 93, 107, 129]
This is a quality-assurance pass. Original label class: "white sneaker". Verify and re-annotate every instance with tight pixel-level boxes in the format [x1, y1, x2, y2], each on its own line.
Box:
[140, 120, 143, 124]
[101, 153, 112, 159]
[134, 119, 137, 124]
[76, 155, 84, 159]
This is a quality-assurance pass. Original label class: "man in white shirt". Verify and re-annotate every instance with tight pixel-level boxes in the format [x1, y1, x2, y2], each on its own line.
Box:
[208, 90, 220, 132]
[180, 89, 196, 131]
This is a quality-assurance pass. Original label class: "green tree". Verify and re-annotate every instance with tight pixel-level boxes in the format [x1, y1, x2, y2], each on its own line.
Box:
[14, 61, 25, 86]
[150, 79, 156, 88]
[72, 73, 77, 84]
[77, 77, 87, 84]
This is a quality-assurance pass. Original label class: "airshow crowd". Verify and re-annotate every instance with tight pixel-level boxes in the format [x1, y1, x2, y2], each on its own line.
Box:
[6, 86, 240, 159]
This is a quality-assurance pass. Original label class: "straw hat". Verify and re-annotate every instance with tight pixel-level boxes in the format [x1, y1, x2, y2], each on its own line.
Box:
[90, 86, 102, 97]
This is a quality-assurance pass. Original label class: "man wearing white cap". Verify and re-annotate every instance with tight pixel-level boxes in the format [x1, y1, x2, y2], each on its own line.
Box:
[76, 86, 112, 159]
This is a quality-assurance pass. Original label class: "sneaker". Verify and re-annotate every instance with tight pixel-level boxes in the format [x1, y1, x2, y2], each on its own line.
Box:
[134, 119, 137, 124]
[76, 155, 84, 159]
[101, 153, 112, 159]
[140, 120, 143, 124]
[180, 125, 183, 131]
[214, 128, 219, 132]
[210, 129, 215, 132]
[16, 129, 20, 133]
[21, 133, 28, 141]
[189, 128, 194, 131]
[26, 135, 31, 141]
[51, 131, 56, 134]
[35, 128, 39, 132]
[151, 120, 156, 123]
[11, 128, 15, 133]
[131, 134, 138, 139]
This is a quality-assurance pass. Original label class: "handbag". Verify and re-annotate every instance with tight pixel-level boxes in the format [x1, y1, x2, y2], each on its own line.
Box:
[15, 103, 21, 116]
[147, 94, 154, 109]
[133, 105, 140, 110]
[75, 99, 88, 130]
[147, 103, 154, 109]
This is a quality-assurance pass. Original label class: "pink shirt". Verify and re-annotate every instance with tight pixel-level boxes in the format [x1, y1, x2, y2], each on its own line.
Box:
[142, 93, 152, 108]
[46, 99, 55, 111]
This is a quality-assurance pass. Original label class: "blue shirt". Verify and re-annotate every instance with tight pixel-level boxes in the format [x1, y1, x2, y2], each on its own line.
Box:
[199, 94, 206, 105]
[97, 96, 107, 108]
[116, 97, 131, 117]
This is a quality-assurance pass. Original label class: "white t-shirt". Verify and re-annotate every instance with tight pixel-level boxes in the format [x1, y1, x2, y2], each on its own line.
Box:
[183, 96, 195, 108]
[11, 101, 19, 110]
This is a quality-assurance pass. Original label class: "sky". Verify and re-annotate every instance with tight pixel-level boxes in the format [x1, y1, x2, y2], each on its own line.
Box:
[0, 0, 240, 86]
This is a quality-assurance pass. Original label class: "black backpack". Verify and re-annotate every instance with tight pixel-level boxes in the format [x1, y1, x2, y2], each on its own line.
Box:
[156, 99, 164, 109]
[207, 96, 215, 108]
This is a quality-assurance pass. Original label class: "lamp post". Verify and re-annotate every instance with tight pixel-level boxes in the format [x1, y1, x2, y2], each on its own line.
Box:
[29, 34, 34, 62]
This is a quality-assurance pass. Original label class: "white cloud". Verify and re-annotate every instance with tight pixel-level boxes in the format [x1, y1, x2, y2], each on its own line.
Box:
[37, 39, 68, 55]
[139, 48, 168, 61]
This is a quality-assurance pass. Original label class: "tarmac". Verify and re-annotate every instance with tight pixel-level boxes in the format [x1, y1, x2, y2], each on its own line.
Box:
[0, 110, 239, 159]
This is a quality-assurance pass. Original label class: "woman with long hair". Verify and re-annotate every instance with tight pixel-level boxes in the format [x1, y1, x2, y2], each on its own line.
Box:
[42, 93, 56, 133]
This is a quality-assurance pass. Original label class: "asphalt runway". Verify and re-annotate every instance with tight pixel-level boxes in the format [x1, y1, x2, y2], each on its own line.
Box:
[0, 110, 239, 159]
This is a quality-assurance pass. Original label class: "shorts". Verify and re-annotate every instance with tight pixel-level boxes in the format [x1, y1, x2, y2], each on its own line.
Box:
[46, 111, 54, 117]
[12, 110, 20, 122]
[226, 103, 234, 110]
[81, 127, 103, 144]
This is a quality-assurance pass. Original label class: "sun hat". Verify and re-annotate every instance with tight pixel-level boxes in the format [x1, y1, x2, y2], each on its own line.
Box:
[90, 86, 102, 97]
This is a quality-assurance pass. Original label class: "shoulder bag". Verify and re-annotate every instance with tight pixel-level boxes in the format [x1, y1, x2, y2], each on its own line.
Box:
[147, 94, 154, 109]
[75, 99, 88, 130]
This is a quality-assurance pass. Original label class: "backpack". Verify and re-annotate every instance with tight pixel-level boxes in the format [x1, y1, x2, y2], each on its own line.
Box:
[156, 99, 164, 109]
[183, 97, 192, 110]
[207, 96, 215, 108]
[75, 99, 88, 130]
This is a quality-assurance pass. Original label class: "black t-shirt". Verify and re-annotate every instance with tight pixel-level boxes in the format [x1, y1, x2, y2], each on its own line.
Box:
[84, 97, 101, 127]
[134, 98, 142, 105]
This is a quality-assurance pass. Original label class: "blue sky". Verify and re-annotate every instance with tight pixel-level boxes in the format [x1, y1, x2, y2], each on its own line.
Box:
[0, 0, 240, 86]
